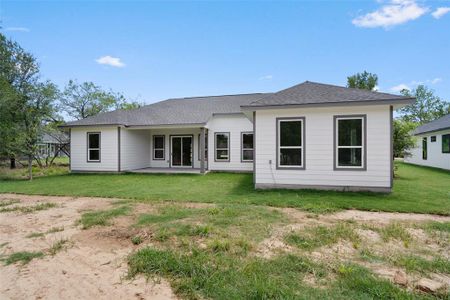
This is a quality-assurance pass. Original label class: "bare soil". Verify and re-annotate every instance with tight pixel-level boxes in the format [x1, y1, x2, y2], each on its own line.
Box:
[0, 194, 176, 300]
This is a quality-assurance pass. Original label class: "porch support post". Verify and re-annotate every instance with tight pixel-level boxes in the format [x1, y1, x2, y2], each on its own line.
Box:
[200, 127, 206, 174]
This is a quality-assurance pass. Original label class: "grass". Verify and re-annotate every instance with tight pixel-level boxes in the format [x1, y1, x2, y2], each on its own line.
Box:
[392, 255, 450, 274]
[127, 247, 431, 299]
[3, 251, 44, 265]
[285, 223, 361, 250]
[0, 162, 448, 215]
[379, 222, 412, 247]
[0, 199, 20, 207]
[48, 239, 69, 256]
[0, 202, 57, 213]
[78, 205, 130, 229]
[26, 226, 64, 238]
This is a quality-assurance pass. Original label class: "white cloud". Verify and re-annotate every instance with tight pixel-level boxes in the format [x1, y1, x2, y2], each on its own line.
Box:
[390, 83, 410, 92]
[390, 77, 443, 92]
[259, 75, 273, 80]
[5, 27, 30, 32]
[432, 7, 450, 19]
[95, 55, 125, 68]
[352, 0, 429, 28]
[430, 77, 442, 84]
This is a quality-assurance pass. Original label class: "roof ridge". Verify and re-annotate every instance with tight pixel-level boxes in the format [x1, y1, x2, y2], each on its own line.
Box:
[167, 92, 270, 101]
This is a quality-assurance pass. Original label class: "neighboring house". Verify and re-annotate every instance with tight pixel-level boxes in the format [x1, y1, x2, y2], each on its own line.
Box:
[62, 81, 414, 192]
[404, 114, 450, 170]
[37, 132, 70, 158]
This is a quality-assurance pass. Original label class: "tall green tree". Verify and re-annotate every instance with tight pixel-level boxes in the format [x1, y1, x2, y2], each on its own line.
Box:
[399, 85, 450, 124]
[0, 33, 58, 179]
[60, 80, 139, 119]
[393, 119, 417, 158]
[347, 71, 378, 91]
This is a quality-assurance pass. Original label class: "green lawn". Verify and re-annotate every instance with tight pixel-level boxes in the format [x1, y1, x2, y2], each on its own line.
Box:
[0, 162, 449, 215]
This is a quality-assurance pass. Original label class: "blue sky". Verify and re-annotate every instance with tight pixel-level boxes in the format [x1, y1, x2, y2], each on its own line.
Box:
[1, 0, 449, 106]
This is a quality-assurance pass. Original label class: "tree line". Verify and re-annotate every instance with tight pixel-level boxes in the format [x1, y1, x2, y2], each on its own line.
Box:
[0, 33, 142, 179]
[347, 71, 450, 158]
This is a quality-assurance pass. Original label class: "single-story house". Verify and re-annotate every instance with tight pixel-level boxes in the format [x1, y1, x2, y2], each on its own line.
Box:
[37, 132, 70, 158]
[404, 114, 450, 170]
[62, 81, 415, 192]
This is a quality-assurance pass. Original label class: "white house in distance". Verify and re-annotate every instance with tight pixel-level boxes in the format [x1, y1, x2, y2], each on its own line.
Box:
[404, 114, 450, 170]
[62, 81, 415, 193]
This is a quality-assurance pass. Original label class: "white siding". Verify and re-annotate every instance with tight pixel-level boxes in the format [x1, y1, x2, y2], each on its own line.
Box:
[121, 129, 151, 171]
[71, 127, 119, 172]
[254, 105, 392, 189]
[206, 114, 253, 172]
[404, 129, 450, 170]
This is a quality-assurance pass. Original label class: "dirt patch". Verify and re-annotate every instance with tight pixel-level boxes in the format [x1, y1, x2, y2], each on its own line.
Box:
[329, 210, 450, 224]
[0, 193, 177, 300]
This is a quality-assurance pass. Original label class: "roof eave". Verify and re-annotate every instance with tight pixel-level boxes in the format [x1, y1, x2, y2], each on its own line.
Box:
[414, 126, 450, 136]
[241, 98, 415, 111]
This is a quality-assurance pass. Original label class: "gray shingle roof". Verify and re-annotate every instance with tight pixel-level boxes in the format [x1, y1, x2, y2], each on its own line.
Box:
[62, 93, 270, 127]
[243, 81, 414, 108]
[413, 114, 450, 135]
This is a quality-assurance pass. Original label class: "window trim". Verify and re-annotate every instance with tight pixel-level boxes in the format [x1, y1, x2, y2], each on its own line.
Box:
[241, 132, 254, 163]
[197, 133, 208, 161]
[214, 132, 230, 162]
[276, 117, 306, 170]
[87, 132, 101, 163]
[333, 115, 367, 171]
[443, 134, 450, 154]
[152, 135, 165, 160]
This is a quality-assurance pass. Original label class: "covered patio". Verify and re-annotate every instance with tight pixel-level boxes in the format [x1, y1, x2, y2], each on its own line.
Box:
[129, 167, 204, 174]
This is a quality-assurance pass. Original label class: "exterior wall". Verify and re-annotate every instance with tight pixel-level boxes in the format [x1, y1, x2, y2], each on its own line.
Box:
[70, 126, 119, 172]
[206, 114, 254, 172]
[149, 128, 203, 169]
[254, 105, 392, 191]
[120, 129, 151, 171]
[404, 129, 450, 170]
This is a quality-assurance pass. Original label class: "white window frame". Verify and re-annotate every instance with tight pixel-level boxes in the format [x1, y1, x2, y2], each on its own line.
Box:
[87, 132, 101, 162]
[241, 132, 254, 162]
[153, 135, 165, 160]
[277, 118, 305, 169]
[215, 132, 230, 162]
[334, 115, 366, 170]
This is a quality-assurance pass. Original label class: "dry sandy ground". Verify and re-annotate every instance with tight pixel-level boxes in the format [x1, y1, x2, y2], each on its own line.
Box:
[1, 193, 449, 299]
[0, 194, 176, 300]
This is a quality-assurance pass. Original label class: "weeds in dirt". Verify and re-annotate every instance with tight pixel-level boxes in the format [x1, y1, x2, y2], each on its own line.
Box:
[3, 251, 44, 265]
[26, 226, 65, 238]
[285, 223, 361, 250]
[48, 239, 69, 256]
[391, 255, 450, 275]
[0, 199, 20, 207]
[131, 236, 143, 245]
[0, 202, 57, 214]
[379, 222, 412, 247]
[79, 206, 130, 229]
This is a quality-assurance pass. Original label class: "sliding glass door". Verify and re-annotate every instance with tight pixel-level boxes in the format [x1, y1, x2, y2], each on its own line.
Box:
[171, 136, 192, 167]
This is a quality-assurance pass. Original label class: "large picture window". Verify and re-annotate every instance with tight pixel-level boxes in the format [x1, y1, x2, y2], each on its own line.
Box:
[87, 132, 100, 162]
[335, 115, 366, 170]
[198, 133, 208, 161]
[215, 132, 229, 162]
[443, 134, 450, 154]
[422, 137, 427, 160]
[241, 132, 254, 162]
[153, 135, 165, 160]
[277, 118, 304, 168]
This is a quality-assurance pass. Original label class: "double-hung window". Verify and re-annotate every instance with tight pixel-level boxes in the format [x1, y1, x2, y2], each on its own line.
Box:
[153, 135, 165, 160]
[277, 118, 305, 168]
[215, 132, 229, 161]
[335, 115, 366, 170]
[241, 132, 254, 162]
[87, 132, 100, 162]
[443, 134, 450, 154]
